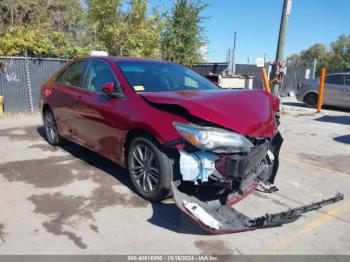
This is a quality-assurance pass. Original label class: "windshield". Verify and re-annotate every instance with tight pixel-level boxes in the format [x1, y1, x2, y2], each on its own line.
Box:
[117, 61, 219, 92]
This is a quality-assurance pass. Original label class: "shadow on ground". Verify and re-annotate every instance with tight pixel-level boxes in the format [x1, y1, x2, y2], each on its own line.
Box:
[283, 100, 350, 113]
[315, 115, 350, 125]
[334, 135, 350, 145]
[148, 203, 209, 235]
[37, 126, 133, 190]
[282, 101, 306, 108]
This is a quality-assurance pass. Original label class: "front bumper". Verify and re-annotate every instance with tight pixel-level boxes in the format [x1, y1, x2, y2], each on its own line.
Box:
[171, 181, 344, 233]
[178, 132, 283, 199]
[171, 131, 344, 233]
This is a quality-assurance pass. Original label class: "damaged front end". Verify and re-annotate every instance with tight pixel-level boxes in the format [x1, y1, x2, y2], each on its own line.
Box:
[167, 123, 343, 233]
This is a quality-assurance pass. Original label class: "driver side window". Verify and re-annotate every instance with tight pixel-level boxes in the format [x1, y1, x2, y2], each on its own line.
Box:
[83, 60, 119, 93]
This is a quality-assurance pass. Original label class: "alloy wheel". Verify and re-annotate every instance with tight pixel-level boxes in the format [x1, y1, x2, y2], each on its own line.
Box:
[130, 144, 160, 193]
[44, 111, 58, 144]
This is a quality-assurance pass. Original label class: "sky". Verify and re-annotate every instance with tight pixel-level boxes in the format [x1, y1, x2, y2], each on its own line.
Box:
[150, 0, 350, 63]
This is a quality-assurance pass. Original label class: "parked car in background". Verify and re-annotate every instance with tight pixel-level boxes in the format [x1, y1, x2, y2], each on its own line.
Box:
[40, 56, 342, 233]
[296, 72, 350, 108]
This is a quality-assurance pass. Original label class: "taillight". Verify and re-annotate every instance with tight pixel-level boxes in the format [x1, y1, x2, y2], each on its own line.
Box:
[44, 89, 53, 97]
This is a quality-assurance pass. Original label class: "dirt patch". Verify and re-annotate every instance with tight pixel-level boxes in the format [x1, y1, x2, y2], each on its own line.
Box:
[1, 123, 149, 248]
[0, 125, 41, 142]
[28, 183, 147, 249]
[0, 156, 78, 188]
[195, 240, 233, 255]
[23, 154, 149, 249]
[0, 223, 6, 243]
[252, 191, 289, 208]
[89, 224, 99, 233]
[29, 143, 60, 152]
[29, 193, 88, 249]
[298, 153, 350, 175]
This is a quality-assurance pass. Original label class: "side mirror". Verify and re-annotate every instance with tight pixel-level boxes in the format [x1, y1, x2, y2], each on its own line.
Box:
[101, 82, 124, 98]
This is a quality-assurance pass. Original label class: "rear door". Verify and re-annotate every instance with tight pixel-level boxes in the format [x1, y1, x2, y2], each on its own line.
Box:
[323, 74, 344, 106]
[340, 75, 350, 108]
[73, 59, 124, 160]
[50, 61, 87, 138]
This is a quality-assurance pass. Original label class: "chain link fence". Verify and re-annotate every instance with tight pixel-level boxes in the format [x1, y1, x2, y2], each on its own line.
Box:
[0, 57, 69, 114]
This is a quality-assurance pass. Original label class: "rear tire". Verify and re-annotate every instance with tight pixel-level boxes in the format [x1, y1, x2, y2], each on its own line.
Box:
[127, 135, 173, 202]
[44, 109, 63, 146]
[304, 93, 318, 108]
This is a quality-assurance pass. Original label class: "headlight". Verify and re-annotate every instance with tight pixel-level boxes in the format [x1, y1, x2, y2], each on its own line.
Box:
[173, 122, 254, 153]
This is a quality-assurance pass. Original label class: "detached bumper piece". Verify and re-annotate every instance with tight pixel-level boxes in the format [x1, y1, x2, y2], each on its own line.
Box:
[171, 182, 344, 233]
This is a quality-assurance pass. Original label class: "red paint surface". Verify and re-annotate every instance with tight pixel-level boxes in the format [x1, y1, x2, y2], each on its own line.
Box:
[141, 89, 278, 138]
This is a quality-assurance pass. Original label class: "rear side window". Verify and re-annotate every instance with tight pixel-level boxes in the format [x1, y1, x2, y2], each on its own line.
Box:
[57, 62, 85, 87]
[325, 75, 343, 85]
[344, 75, 350, 86]
[83, 60, 119, 93]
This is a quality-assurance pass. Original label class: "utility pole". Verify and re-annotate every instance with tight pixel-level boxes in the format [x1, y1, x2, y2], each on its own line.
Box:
[312, 58, 317, 79]
[228, 32, 237, 75]
[226, 49, 230, 63]
[270, 0, 292, 95]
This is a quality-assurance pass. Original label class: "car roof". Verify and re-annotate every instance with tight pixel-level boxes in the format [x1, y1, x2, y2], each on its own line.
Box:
[327, 72, 350, 76]
[79, 56, 173, 64]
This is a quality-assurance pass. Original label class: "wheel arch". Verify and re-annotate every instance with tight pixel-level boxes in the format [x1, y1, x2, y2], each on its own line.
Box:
[122, 126, 179, 168]
[123, 128, 160, 167]
[42, 103, 51, 114]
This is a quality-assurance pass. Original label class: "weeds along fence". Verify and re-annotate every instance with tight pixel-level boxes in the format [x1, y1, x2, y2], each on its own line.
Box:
[0, 56, 69, 114]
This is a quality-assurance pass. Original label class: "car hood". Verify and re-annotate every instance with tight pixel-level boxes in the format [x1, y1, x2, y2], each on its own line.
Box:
[140, 90, 278, 138]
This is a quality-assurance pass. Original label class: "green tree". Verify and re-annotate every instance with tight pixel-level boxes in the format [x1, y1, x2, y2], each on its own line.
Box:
[119, 0, 162, 58]
[86, 0, 162, 57]
[0, 0, 89, 58]
[85, 0, 122, 54]
[161, 0, 208, 65]
[0, 27, 90, 57]
[287, 35, 350, 75]
[327, 35, 350, 73]
[0, 0, 41, 28]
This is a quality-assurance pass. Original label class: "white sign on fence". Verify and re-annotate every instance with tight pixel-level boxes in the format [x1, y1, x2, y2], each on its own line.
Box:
[256, 58, 265, 68]
[305, 69, 311, 79]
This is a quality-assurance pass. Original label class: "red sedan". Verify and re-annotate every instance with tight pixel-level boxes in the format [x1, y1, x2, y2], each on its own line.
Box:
[41, 56, 342, 233]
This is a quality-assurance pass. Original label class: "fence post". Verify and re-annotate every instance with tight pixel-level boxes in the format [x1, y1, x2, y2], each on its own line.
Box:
[24, 57, 34, 112]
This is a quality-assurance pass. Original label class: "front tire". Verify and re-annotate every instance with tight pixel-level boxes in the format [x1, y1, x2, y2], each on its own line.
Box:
[304, 93, 318, 108]
[127, 135, 173, 202]
[44, 109, 63, 146]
